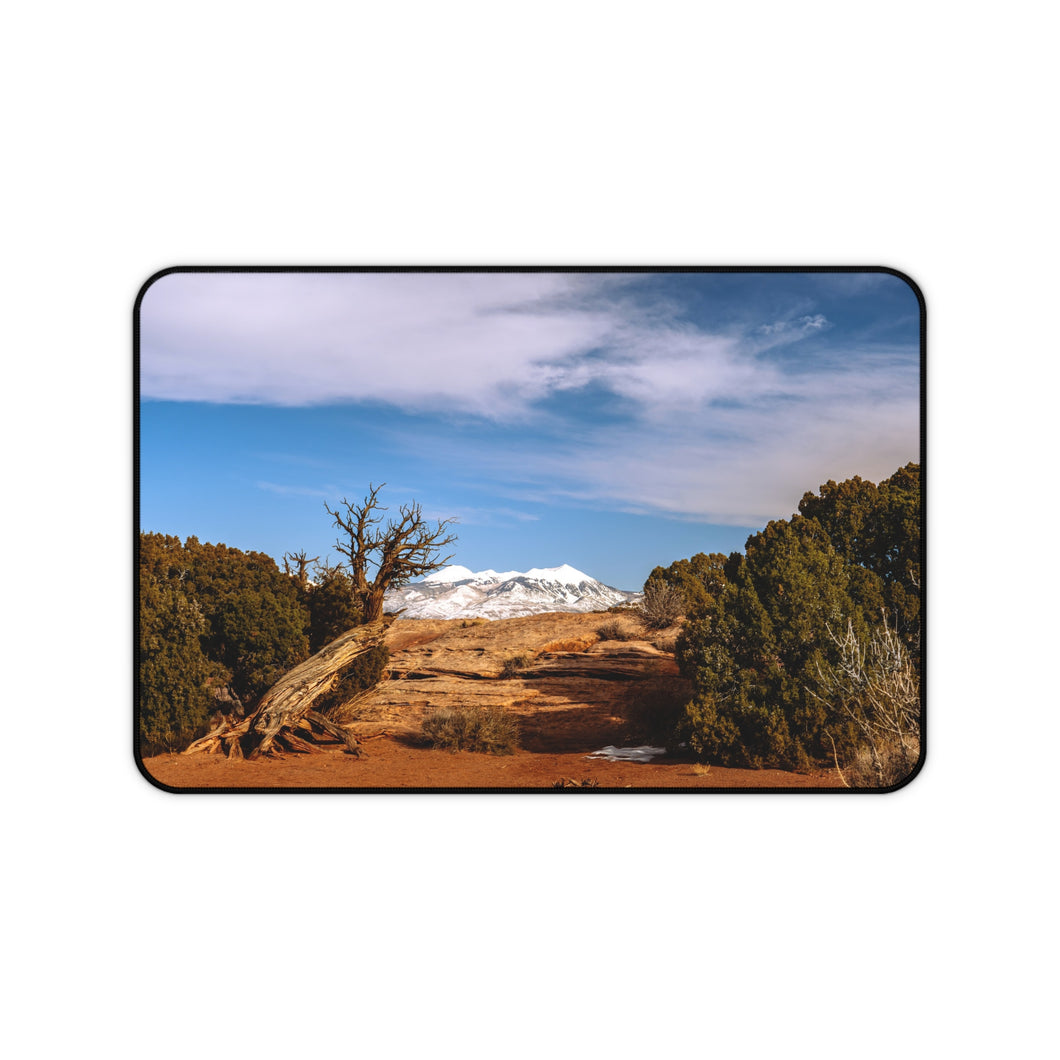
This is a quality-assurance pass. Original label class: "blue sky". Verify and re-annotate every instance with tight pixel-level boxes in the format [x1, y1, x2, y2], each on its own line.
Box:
[138, 269, 921, 591]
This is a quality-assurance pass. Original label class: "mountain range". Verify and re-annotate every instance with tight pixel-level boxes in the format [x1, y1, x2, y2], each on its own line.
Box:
[384, 563, 642, 620]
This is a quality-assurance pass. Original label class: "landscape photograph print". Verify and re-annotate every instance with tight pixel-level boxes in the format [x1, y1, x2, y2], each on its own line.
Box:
[136, 267, 924, 792]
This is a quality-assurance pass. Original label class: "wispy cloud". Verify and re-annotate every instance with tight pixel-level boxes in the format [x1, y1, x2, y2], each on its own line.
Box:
[758, 313, 829, 337]
[549, 388, 918, 524]
[144, 272, 919, 529]
[422, 505, 540, 527]
[382, 343, 919, 525]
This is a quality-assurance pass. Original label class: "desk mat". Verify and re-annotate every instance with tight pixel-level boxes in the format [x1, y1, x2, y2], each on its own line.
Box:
[135, 266, 924, 793]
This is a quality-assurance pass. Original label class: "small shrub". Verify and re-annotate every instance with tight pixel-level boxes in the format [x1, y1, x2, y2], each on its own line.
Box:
[421, 705, 520, 754]
[500, 652, 535, 677]
[652, 631, 679, 653]
[639, 580, 685, 629]
[596, 619, 640, 641]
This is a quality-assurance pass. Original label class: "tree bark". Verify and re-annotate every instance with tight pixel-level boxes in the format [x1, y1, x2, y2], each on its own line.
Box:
[363, 589, 386, 624]
[183, 618, 392, 759]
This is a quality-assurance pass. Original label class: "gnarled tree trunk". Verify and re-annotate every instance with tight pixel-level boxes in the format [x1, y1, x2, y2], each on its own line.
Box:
[184, 618, 392, 760]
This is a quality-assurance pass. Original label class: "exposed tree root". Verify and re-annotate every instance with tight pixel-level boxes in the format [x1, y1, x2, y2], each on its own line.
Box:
[183, 618, 392, 760]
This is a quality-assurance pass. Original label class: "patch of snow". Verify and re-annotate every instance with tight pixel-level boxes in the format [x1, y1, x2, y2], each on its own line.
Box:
[585, 745, 667, 763]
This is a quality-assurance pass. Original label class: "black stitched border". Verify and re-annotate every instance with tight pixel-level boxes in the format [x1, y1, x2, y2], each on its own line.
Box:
[133, 265, 926, 795]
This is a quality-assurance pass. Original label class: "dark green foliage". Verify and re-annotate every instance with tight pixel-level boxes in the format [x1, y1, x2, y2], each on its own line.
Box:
[672, 465, 921, 771]
[304, 563, 362, 652]
[208, 587, 309, 704]
[644, 552, 729, 619]
[315, 644, 390, 717]
[798, 462, 921, 647]
[138, 563, 220, 754]
[421, 705, 520, 754]
[175, 538, 310, 705]
[138, 534, 311, 749]
[675, 515, 875, 769]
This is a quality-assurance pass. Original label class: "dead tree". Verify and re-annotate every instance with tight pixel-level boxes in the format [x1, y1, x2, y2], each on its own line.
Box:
[282, 550, 318, 588]
[325, 483, 457, 622]
[183, 618, 392, 760]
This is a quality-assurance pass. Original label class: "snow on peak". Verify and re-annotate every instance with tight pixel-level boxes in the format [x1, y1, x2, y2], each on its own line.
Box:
[471, 568, 522, 583]
[422, 563, 592, 586]
[422, 564, 476, 584]
[522, 564, 591, 584]
[386, 561, 639, 618]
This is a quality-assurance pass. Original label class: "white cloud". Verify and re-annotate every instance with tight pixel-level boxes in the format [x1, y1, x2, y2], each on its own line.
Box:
[401, 352, 920, 525]
[140, 273, 845, 423]
[141, 272, 919, 527]
[140, 272, 621, 417]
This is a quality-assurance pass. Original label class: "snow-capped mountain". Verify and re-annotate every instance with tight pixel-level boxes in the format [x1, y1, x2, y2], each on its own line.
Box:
[385, 564, 641, 620]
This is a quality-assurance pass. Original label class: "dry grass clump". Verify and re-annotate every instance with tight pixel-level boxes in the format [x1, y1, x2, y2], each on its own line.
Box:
[460, 618, 488, 628]
[539, 635, 599, 654]
[500, 652, 536, 678]
[690, 762, 712, 776]
[652, 631, 679, 653]
[420, 705, 520, 755]
[596, 618, 641, 642]
[843, 737, 920, 788]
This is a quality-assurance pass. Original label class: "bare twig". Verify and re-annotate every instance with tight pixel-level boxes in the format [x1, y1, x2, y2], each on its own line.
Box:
[810, 610, 920, 786]
[825, 730, 850, 788]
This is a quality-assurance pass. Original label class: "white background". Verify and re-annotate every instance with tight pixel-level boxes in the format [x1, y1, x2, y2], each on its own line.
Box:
[4, 3, 1055, 1057]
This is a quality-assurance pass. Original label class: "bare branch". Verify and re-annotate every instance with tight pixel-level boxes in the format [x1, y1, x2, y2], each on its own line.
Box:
[323, 485, 459, 622]
[326, 482, 387, 596]
[282, 550, 318, 587]
[809, 610, 920, 786]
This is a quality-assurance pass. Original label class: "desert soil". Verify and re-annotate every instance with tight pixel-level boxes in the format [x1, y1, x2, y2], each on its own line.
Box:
[141, 612, 844, 792]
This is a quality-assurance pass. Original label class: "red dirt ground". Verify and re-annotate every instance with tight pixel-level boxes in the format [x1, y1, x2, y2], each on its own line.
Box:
[141, 737, 843, 791]
[140, 614, 846, 792]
